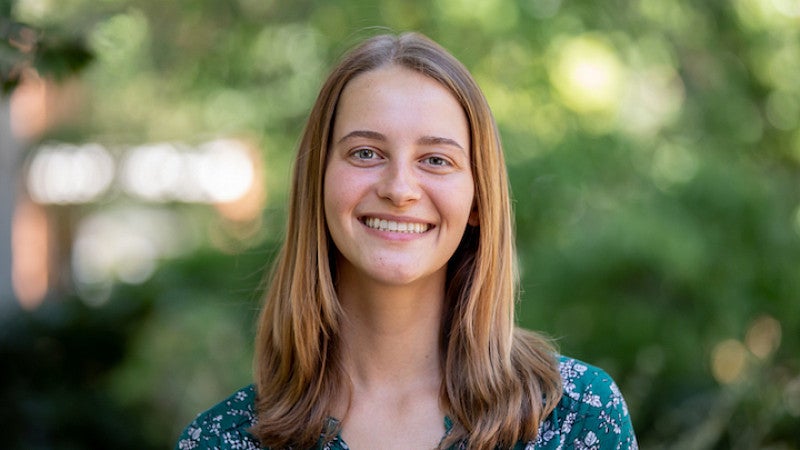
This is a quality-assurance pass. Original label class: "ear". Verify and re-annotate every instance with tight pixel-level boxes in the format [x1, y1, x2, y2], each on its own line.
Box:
[468, 205, 479, 227]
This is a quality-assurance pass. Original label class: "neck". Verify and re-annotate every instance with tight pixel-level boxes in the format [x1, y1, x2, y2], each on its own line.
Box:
[336, 269, 446, 390]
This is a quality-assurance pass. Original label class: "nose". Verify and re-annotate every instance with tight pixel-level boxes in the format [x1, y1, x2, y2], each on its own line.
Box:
[376, 160, 421, 205]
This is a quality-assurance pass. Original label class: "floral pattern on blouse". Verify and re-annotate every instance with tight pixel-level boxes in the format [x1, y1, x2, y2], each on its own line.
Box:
[176, 356, 638, 450]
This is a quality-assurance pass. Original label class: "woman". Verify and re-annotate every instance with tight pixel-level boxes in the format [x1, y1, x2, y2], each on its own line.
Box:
[177, 32, 637, 450]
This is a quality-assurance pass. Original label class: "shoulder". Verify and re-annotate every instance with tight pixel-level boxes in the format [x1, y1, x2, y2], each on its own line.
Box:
[557, 356, 627, 410]
[528, 356, 638, 450]
[175, 385, 262, 450]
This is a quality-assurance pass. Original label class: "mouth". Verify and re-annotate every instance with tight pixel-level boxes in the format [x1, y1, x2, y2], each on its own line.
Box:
[361, 216, 432, 234]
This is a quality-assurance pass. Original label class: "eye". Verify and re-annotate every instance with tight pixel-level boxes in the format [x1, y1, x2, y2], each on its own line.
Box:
[424, 156, 451, 167]
[352, 148, 376, 160]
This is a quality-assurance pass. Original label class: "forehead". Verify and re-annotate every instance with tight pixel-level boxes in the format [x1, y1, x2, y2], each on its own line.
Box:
[340, 65, 457, 106]
[332, 65, 469, 144]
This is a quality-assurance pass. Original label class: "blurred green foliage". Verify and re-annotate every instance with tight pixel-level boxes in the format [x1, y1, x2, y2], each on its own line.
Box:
[3, 0, 800, 448]
[0, 0, 92, 92]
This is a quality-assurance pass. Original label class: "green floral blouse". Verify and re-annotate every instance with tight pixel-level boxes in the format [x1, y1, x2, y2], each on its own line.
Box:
[176, 356, 638, 449]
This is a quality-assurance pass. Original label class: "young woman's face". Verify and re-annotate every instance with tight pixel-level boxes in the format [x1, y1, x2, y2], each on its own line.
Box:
[324, 65, 476, 288]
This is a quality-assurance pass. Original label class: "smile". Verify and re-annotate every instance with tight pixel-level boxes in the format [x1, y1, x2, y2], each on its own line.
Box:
[363, 217, 431, 233]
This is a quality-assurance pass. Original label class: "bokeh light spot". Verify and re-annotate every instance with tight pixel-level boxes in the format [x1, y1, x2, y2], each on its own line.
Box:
[13, 0, 53, 23]
[120, 140, 256, 203]
[771, 0, 800, 17]
[89, 9, 151, 74]
[120, 143, 184, 202]
[711, 339, 748, 385]
[618, 67, 685, 138]
[196, 140, 255, 203]
[72, 208, 196, 303]
[786, 377, 800, 416]
[651, 142, 698, 190]
[27, 143, 115, 204]
[548, 35, 626, 115]
[745, 315, 782, 359]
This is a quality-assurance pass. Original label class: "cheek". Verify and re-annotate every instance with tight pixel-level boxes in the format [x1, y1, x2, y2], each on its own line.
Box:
[435, 183, 476, 225]
[324, 167, 360, 218]
[456, 179, 477, 217]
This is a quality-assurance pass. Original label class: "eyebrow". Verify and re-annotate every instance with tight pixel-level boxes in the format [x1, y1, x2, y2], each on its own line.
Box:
[337, 130, 465, 151]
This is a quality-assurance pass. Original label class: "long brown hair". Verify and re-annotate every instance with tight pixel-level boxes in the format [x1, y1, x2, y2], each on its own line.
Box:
[252, 32, 562, 450]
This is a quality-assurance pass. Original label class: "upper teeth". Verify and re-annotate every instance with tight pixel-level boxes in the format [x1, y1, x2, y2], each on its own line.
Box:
[364, 217, 429, 233]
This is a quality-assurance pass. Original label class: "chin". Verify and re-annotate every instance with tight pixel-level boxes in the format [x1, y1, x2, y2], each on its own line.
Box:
[372, 266, 444, 288]
[372, 271, 423, 286]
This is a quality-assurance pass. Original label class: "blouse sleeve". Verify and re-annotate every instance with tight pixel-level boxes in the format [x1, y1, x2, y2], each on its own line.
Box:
[560, 360, 638, 450]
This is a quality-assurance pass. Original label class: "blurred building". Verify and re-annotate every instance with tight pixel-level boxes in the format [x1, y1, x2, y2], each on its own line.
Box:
[4, 71, 265, 310]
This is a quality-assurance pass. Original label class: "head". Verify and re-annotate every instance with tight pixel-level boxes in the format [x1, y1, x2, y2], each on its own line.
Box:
[287, 32, 514, 327]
